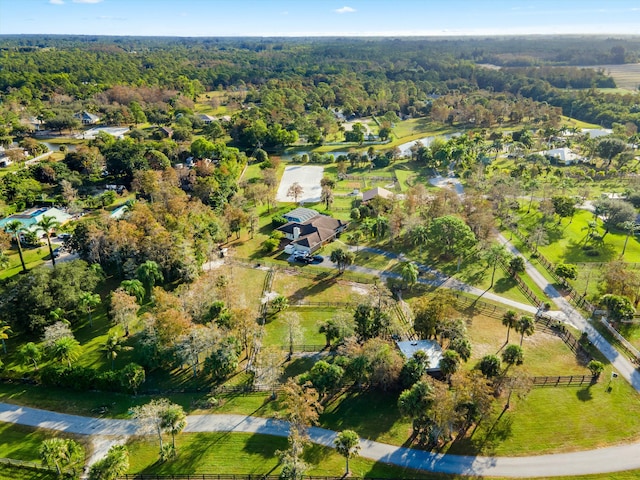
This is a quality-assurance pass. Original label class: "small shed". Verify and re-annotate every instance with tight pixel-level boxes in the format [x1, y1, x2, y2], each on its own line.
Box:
[362, 187, 394, 202]
[396, 339, 444, 372]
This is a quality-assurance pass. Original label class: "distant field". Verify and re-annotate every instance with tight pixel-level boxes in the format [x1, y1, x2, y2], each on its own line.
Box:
[587, 64, 640, 91]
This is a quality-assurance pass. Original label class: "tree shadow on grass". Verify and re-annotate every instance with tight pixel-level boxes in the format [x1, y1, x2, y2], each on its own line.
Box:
[318, 389, 404, 442]
[448, 408, 513, 457]
[303, 442, 332, 466]
[288, 272, 337, 302]
[560, 238, 617, 263]
[243, 432, 288, 462]
[141, 433, 212, 475]
[281, 357, 316, 380]
[577, 385, 594, 402]
[492, 276, 518, 294]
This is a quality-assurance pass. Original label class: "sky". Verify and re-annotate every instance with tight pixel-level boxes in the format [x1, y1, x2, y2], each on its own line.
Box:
[0, 0, 639, 37]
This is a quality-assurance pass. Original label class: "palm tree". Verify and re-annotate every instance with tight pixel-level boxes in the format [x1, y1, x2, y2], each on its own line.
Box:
[334, 430, 361, 476]
[119, 279, 145, 303]
[439, 349, 461, 382]
[5, 220, 27, 273]
[103, 333, 121, 370]
[348, 231, 362, 254]
[18, 342, 42, 370]
[161, 404, 187, 451]
[51, 336, 81, 367]
[400, 261, 419, 290]
[79, 292, 101, 328]
[136, 260, 164, 298]
[40, 438, 67, 477]
[515, 315, 535, 346]
[36, 215, 61, 267]
[0, 321, 10, 354]
[49, 307, 68, 325]
[502, 344, 524, 370]
[501, 310, 518, 343]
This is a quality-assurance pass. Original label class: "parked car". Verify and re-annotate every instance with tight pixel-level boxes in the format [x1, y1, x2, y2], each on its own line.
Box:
[310, 255, 323, 264]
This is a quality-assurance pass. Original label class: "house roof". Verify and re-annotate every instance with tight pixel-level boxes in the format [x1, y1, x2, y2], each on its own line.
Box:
[283, 207, 320, 223]
[198, 114, 216, 121]
[396, 340, 444, 372]
[362, 187, 394, 202]
[75, 111, 100, 122]
[540, 147, 583, 163]
[277, 214, 347, 250]
[0, 207, 73, 233]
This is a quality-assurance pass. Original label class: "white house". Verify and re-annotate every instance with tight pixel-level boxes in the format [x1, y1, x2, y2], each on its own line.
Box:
[396, 340, 444, 373]
[540, 147, 585, 166]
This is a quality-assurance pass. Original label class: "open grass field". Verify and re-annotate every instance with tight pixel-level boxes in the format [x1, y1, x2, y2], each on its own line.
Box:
[125, 431, 440, 479]
[270, 269, 369, 304]
[0, 423, 79, 463]
[0, 245, 52, 280]
[517, 208, 640, 265]
[587, 64, 640, 91]
[262, 306, 329, 346]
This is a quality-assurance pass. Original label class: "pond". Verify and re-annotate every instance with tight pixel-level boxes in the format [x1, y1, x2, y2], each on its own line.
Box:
[41, 141, 77, 153]
[397, 132, 461, 156]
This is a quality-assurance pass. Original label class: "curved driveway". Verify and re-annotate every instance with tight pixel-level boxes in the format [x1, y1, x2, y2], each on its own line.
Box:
[2, 402, 640, 477]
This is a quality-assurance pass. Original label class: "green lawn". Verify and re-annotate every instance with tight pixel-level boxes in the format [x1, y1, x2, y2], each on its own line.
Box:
[262, 306, 330, 347]
[0, 465, 56, 480]
[456, 369, 640, 456]
[270, 269, 368, 304]
[0, 423, 65, 462]
[126, 431, 438, 479]
[0, 246, 52, 280]
[518, 208, 640, 265]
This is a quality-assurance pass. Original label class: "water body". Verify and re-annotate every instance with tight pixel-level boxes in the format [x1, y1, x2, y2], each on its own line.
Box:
[41, 141, 77, 153]
[397, 132, 462, 156]
[280, 132, 464, 161]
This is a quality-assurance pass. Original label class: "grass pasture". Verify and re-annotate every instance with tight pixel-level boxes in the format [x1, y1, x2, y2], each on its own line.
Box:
[125, 431, 440, 479]
[588, 64, 640, 91]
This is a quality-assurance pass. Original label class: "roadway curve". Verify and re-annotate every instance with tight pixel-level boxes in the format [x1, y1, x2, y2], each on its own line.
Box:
[2, 403, 640, 477]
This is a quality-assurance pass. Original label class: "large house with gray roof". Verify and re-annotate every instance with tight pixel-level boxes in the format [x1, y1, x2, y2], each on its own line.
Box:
[277, 208, 348, 253]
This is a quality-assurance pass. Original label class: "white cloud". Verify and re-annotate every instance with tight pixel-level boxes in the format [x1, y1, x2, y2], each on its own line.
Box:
[49, 0, 65, 4]
[335, 6, 356, 14]
[72, 0, 104, 3]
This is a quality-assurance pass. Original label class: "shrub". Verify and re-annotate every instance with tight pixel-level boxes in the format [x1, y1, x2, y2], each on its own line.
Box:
[271, 215, 288, 228]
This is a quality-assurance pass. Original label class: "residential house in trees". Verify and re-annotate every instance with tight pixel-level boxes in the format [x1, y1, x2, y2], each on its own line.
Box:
[396, 340, 444, 374]
[362, 187, 395, 203]
[540, 147, 585, 166]
[74, 111, 101, 125]
[278, 208, 348, 254]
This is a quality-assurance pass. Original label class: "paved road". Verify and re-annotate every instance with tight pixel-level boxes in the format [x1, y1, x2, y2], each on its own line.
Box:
[497, 232, 640, 393]
[340, 243, 541, 316]
[3, 402, 640, 477]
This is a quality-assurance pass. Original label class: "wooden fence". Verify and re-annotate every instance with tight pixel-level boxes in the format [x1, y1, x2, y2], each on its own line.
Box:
[530, 375, 594, 387]
[598, 317, 640, 365]
[119, 475, 419, 480]
[498, 258, 543, 308]
[450, 292, 590, 361]
[508, 228, 596, 314]
[0, 456, 53, 472]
